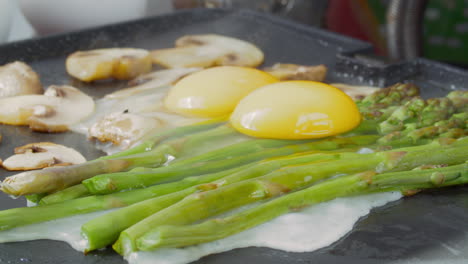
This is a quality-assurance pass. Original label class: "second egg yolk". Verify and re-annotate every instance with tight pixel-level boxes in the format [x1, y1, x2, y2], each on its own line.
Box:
[230, 81, 362, 139]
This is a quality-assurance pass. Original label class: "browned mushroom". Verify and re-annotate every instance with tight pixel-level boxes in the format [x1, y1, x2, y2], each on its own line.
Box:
[66, 48, 152, 82]
[263, 63, 328, 81]
[151, 34, 264, 68]
[0, 85, 95, 132]
[2, 142, 86, 171]
[0, 61, 42, 98]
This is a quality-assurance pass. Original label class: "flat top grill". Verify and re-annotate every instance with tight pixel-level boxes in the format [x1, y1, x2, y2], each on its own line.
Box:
[0, 8, 467, 264]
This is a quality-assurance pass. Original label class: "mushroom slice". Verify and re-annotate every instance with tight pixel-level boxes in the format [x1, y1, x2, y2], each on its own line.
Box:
[151, 34, 264, 68]
[2, 142, 86, 171]
[89, 112, 162, 149]
[330, 83, 380, 101]
[0, 85, 95, 132]
[263, 64, 328, 81]
[0, 61, 42, 98]
[105, 67, 201, 99]
[66, 48, 152, 82]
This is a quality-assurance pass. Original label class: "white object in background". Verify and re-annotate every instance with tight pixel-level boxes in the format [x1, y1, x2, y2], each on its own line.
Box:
[18, 0, 148, 36]
[147, 0, 174, 16]
[0, 0, 14, 43]
[7, 0, 36, 42]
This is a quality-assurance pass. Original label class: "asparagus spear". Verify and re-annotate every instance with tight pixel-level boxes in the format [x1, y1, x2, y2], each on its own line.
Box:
[378, 96, 457, 134]
[138, 162, 467, 250]
[0, 144, 176, 196]
[0, 165, 246, 231]
[446, 90, 468, 113]
[81, 151, 344, 251]
[82, 135, 379, 194]
[39, 184, 90, 205]
[0, 150, 343, 231]
[0, 121, 227, 196]
[40, 135, 370, 204]
[114, 138, 468, 255]
[356, 83, 420, 121]
[377, 112, 467, 147]
[347, 83, 420, 135]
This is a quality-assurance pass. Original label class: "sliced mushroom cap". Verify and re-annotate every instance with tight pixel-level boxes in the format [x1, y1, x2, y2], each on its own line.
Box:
[0, 61, 42, 98]
[330, 83, 380, 100]
[2, 142, 86, 171]
[88, 112, 162, 149]
[105, 67, 201, 99]
[263, 63, 328, 81]
[66, 48, 153, 82]
[0, 85, 95, 132]
[151, 34, 264, 68]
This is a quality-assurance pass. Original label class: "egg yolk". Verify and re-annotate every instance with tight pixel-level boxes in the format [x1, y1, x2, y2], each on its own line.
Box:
[230, 81, 361, 139]
[164, 66, 279, 117]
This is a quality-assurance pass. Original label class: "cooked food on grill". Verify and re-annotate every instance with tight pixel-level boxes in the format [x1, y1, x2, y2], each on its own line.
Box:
[151, 34, 264, 68]
[1, 142, 86, 171]
[229, 81, 361, 139]
[164, 66, 278, 117]
[0, 85, 95, 132]
[0, 32, 466, 264]
[66, 48, 152, 82]
[88, 112, 162, 149]
[263, 63, 327, 81]
[330, 83, 380, 100]
[0, 61, 42, 98]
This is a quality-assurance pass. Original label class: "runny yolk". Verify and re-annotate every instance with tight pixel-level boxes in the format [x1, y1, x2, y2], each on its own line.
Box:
[230, 81, 362, 139]
[164, 66, 279, 117]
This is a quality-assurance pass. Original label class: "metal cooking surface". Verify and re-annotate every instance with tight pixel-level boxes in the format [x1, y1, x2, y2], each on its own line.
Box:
[0, 8, 467, 264]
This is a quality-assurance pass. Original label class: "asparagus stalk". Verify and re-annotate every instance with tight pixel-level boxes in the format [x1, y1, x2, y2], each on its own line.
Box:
[83, 135, 379, 194]
[39, 184, 90, 205]
[446, 90, 468, 113]
[0, 121, 228, 196]
[356, 83, 420, 121]
[378, 96, 457, 134]
[81, 151, 344, 251]
[0, 150, 342, 231]
[377, 112, 467, 147]
[347, 83, 420, 135]
[138, 162, 467, 250]
[114, 138, 468, 255]
[42, 134, 308, 201]
[0, 165, 246, 231]
[0, 144, 176, 196]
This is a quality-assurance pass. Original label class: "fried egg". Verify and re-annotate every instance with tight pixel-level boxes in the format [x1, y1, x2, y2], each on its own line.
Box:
[164, 66, 279, 117]
[230, 81, 361, 139]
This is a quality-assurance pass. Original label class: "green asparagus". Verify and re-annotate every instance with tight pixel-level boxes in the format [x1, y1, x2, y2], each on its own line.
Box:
[83, 135, 379, 194]
[137, 162, 467, 250]
[0, 149, 341, 231]
[0, 121, 227, 196]
[81, 151, 344, 251]
[114, 138, 468, 255]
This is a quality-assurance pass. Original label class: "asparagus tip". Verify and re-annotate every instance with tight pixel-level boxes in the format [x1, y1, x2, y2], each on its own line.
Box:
[0, 171, 32, 196]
